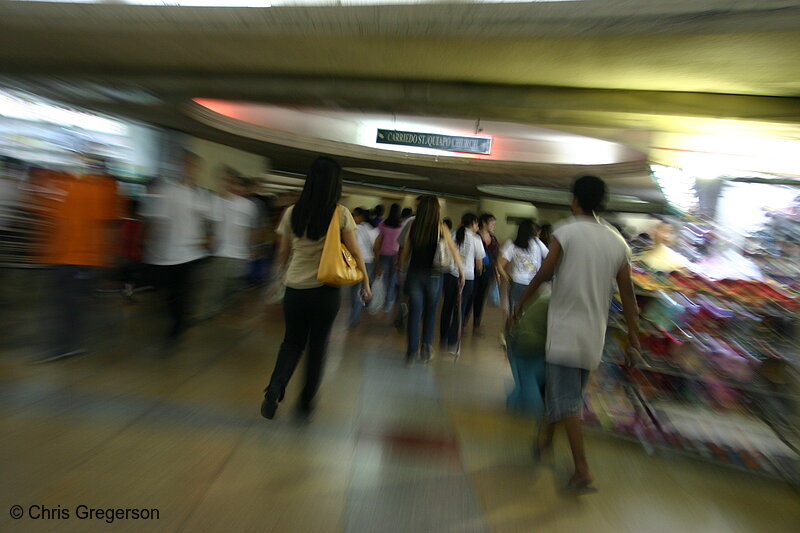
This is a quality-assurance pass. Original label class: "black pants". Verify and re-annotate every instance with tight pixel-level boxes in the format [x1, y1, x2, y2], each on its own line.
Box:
[472, 265, 495, 328]
[152, 260, 199, 340]
[440, 273, 459, 343]
[440, 275, 477, 347]
[266, 285, 341, 410]
[51, 265, 95, 355]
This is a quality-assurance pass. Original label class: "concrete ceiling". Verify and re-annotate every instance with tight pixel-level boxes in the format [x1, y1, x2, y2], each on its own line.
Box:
[1, 0, 800, 209]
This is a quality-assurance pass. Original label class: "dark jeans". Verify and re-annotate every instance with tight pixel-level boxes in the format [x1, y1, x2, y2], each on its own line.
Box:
[405, 269, 442, 358]
[472, 265, 495, 327]
[509, 282, 528, 313]
[266, 285, 341, 410]
[440, 275, 475, 347]
[152, 260, 199, 340]
[349, 262, 374, 325]
[51, 265, 95, 355]
[378, 254, 397, 310]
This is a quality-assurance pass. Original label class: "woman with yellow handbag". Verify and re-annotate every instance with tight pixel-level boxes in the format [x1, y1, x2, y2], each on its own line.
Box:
[261, 157, 371, 421]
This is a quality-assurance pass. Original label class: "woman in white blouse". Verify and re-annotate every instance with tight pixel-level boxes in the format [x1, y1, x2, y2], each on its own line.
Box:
[498, 219, 548, 313]
[439, 213, 484, 353]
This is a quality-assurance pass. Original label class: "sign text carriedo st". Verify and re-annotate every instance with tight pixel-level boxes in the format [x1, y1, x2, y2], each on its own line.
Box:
[376, 129, 492, 155]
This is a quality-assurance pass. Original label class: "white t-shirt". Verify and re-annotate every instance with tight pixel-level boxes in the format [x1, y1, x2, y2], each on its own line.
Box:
[211, 195, 259, 260]
[501, 238, 549, 285]
[546, 217, 631, 371]
[141, 180, 212, 266]
[355, 222, 379, 264]
[397, 215, 415, 247]
[450, 230, 485, 281]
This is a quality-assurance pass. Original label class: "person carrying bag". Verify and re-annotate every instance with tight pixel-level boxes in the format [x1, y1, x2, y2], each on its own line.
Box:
[261, 157, 371, 422]
[506, 289, 550, 416]
[318, 205, 364, 287]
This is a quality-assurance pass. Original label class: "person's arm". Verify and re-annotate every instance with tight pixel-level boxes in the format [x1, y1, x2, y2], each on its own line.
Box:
[342, 229, 372, 300]
[511, 237, 562, 324]
[276, 233, 291, 272]
[373, 232, 384, 275]
[616, 261, 642, 366]
[443, 225, 465, 288]
[497, 256, 511, 283]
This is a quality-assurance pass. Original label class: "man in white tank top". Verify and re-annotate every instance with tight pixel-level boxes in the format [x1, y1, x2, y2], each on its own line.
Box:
[511, 176, 641, 492]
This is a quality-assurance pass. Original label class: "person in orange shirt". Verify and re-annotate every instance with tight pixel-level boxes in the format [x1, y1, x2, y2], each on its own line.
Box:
[36, 163, 121, 362]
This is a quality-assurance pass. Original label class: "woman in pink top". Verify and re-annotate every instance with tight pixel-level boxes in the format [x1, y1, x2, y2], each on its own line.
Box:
[373, 203, 403, 312]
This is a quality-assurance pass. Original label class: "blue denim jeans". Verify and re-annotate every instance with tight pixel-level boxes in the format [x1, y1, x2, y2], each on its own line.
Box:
[506, 352, 546, 416]
[405, 269, 442, 358]
[379, 254, 397, 310]
[349, 262, 374, 325]
[509, 282, 528, 313]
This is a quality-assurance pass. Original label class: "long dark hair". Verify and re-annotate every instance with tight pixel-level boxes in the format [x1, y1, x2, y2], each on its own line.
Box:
[456, 213, 478, 247]
[291, 156, 342, 240]
[410, 196, 440, 249]
[384, 203, 402, 228]
[513, 219, 535, 249]
[539, 224, 553, 247]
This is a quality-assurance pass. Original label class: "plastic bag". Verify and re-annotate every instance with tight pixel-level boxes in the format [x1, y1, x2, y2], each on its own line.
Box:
[489, 280, 500, 307]
[367, 275, 385, 314]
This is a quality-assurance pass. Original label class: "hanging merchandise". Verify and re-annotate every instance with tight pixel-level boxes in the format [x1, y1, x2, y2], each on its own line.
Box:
[585, 180, 799, 488]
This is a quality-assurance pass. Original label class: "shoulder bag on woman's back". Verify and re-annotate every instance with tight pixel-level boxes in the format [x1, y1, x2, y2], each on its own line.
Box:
[318, 205, 364, 287]
[432, 225, 453, 272]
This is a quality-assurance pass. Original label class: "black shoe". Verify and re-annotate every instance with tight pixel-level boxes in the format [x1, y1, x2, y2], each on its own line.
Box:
[294, 404, 313, 425]
[261, 390, 280, 419]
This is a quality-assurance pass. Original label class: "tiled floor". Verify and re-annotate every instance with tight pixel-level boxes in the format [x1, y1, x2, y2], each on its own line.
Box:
[1, 288, 798, 532]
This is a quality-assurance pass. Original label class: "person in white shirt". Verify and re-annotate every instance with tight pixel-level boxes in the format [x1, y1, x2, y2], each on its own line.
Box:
[511, 176, 641, 492]
[498, 219, 549, 313]
[350, 207, 379, 326]
[440, 213, 485, 352]
[200, 168, 259, 320]
[141, 149, 213, 349]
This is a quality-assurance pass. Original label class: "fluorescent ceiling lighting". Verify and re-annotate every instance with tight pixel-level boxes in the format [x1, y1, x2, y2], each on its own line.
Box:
[650, 165, 698, 214]
[0, 90, 126, 135]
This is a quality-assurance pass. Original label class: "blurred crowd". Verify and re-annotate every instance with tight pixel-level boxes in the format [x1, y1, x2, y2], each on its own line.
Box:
[0, 151, 279, 361]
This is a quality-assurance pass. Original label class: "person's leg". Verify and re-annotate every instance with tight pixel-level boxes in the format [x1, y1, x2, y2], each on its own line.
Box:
[516, 356, 546, 415]
[350, 262, 372, 326]
[440, 274, 457, 346]
[405, 271, 424, 361]
[349, 280, 361, 326]
[300, 286, 341, 414]
[509, 282, 526, 313]
[199, 257, 225, 320]
[472, 268, 490, 329]
[171, 261, 196, 338]
[73, 266, 95, 352]
[421, 274, 442, 360]
[263, 288, 312, 418]
[451, 279, 475, 347]
[381, 254, 396, 310]
[51, 265, 76, 356]
[546, 364, 592, 485]
[162, 264, 181, 340]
